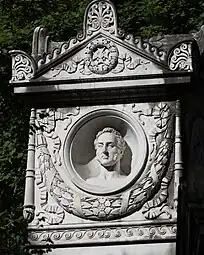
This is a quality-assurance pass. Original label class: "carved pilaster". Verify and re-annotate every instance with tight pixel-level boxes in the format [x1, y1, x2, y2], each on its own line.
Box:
[174, 100, 184, 209]
[23, 108, 36, 223]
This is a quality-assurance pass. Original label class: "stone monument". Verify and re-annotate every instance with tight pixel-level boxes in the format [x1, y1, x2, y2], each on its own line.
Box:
[9, 0, 199, 254]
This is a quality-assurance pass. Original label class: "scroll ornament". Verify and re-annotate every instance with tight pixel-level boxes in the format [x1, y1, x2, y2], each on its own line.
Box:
[169, 42, 192, 71]
[34, 103, 174, 224]
[10, 51, 36, 81]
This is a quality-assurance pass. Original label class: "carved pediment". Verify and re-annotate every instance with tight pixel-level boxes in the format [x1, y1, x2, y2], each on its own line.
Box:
[38, 35, 167, 82]
[9, 0, 193, 86]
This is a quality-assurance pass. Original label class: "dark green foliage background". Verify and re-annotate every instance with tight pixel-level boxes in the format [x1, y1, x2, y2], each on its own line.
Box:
[0, 0, 204, 254]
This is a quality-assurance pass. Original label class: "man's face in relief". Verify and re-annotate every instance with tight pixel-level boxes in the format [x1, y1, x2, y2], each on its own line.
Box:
[95, 132, 121, 167]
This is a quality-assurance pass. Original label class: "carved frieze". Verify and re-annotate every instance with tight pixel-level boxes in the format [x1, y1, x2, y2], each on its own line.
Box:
[28, 221, 177, 246]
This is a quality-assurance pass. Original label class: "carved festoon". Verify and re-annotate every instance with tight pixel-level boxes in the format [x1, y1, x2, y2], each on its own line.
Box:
[28, 102, 176, 224]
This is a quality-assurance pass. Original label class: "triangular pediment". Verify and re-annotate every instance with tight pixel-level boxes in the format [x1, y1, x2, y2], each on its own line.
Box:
[9, 0, 193, 100]
[33, 32, 170, 82]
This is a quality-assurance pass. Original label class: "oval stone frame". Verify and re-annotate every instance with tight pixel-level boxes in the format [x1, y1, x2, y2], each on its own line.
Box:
[63, 109, 148, 195]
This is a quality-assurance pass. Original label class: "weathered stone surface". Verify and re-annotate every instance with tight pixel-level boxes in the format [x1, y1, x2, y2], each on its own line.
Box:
[11, 0, 204, 254]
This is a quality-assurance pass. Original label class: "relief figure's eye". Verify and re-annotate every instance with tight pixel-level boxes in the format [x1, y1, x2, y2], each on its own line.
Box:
[97, 143, 104, 148]
[107, 143, 115, 148]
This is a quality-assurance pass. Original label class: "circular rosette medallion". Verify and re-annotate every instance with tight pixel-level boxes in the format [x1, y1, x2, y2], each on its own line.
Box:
[64, 109, 147, 195]
[85, 38, 119, 74]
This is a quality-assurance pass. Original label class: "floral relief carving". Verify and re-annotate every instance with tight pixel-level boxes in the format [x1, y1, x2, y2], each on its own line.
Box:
[86, 1, 116, 35]
[81, 196, 121, 219]
[36, 107, 80, 166]
[85, 38, 119, 74]
[34, 103, 174, 222]
[34, 108, 80, 226]
[30, 0, 167, 69]
[52, 38, 151, 77]
[130, 102, 175, 219]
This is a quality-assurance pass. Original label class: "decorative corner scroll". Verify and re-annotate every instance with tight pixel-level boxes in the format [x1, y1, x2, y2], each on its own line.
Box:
[168, 41, 192, 72]
[9, 50, 37, 82]
[84, 0, 117, 36]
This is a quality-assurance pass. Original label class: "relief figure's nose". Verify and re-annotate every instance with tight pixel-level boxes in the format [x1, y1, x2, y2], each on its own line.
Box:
[102, 144, 108, 155]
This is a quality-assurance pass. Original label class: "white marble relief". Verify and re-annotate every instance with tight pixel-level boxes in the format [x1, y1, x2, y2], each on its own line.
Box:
[28, 102, 176, 225]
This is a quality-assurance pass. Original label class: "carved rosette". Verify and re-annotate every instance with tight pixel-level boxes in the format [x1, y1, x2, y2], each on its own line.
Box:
[34, 103, 175, 223]
[9, 50, 36, 81]
[85, 1, 117, 35]
[85, 38, 119, 74]
[168, 42, 192, 71]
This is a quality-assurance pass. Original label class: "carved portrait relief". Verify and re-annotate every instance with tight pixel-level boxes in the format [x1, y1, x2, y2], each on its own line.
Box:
[64, 109, 147, 195]
[34, 103, 175, 222]
[85, 127, 127, 186]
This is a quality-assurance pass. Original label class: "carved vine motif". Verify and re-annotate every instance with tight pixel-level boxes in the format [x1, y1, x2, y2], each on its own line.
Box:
[169, 42, 192, 71]
[35, 104, 174, 222]
[28, 223, 177, 245]
[34, 108, 80, 226]
[142, 169, 174, 219]
[112, 53, 150, 74]
[35, 131, 65, 226]
[130, 103, 174, 219]
[36, 107, 80, 166]
[53, 38, 151, 77]
[86, 1, 116, 35]
[11, 52, 35, 81]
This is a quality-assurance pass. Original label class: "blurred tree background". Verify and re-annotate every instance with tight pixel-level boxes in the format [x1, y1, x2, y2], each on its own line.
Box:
[0, 0, 204, 254]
